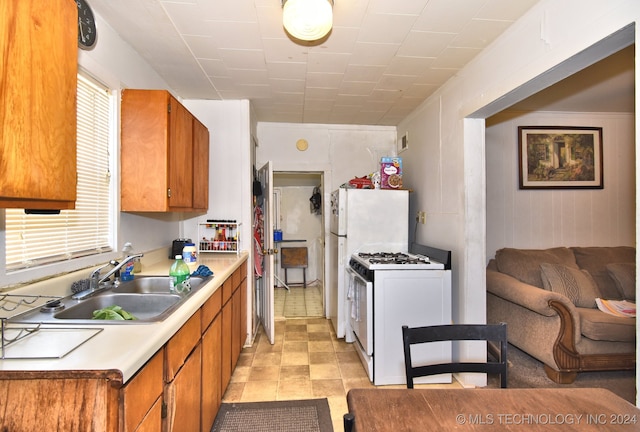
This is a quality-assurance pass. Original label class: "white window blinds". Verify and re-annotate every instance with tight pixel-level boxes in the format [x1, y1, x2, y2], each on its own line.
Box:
[5, 74, 113, 270]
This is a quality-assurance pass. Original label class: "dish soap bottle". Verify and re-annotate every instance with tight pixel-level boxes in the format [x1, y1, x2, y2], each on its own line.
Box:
[120, 242, 135, 281]
[169, 255, 191, 293]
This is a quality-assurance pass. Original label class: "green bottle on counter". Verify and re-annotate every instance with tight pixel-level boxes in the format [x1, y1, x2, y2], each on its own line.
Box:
[169, 255, 191, 293]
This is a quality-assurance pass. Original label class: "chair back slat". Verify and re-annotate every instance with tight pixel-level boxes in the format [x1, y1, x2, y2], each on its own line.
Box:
[402, 323, 508, 388]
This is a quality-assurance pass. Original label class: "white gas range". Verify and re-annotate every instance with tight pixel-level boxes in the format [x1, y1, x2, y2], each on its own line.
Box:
[346, 246, 452, 385]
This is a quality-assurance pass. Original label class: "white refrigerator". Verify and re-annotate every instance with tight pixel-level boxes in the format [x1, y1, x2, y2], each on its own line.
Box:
[329, 188, 409, 339]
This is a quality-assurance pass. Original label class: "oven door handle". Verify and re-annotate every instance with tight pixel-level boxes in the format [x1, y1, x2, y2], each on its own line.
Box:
[347, 266, 368, 286]
[346, 267, 363, 301]
[346, 267, 368, 322]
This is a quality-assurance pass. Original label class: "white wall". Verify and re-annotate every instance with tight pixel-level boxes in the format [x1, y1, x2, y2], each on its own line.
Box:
[81, 12, 185, 256]
[180, 99, 252, 251]
[397, 0, 639, 387]
[486, 111, 635, 260]
[256, 122, 398, 310]
[256, 122, 398, 192]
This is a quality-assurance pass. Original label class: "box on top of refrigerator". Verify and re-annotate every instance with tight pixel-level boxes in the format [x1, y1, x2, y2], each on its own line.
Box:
[380, 157, 402, 189]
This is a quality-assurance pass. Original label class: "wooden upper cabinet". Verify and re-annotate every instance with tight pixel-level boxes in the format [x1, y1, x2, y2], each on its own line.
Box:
[168, 99, 194, 209]
[0, 0, 78, 209]
[121, 89, 209, 212]
[192, 118, 209, 211]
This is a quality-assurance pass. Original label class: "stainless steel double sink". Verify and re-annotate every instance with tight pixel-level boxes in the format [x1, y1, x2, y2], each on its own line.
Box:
[9, 276, 212, 325]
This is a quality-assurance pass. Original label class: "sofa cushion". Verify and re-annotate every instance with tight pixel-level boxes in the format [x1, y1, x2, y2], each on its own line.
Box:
[606, 263, 636, 301]
[577, 308, 636, 342]
[540, 263, 599, 308]
[572, 247, 635, 299]
[495, 247, 577, 288]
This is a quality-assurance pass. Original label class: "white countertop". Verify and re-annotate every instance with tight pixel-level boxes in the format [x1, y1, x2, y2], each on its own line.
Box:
[0, 250, 248, 383]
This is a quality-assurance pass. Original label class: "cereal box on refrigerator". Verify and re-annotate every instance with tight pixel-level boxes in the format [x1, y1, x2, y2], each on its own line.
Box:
[380, 157, 402, 189]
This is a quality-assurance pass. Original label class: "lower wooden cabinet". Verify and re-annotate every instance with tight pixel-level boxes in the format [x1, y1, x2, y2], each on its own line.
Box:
[166, 344, 202, 432]
[201, 288, 223, 432]
[135, 398, 164, 432]
[122, 349, 164, 432]
[0, 373, 119, 431]
[0, 261, 247, 432]
[221, 293, 233, 392]
[164, 311, 201, 432]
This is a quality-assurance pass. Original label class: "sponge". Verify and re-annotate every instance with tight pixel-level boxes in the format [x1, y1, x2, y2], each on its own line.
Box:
[71, 278, 92, 294]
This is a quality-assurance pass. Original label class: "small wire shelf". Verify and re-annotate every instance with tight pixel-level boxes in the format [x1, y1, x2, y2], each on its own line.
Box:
[0, 293, 63, 359]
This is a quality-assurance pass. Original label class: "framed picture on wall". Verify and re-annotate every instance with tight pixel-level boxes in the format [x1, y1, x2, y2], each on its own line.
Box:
[518, 126, 604, 189]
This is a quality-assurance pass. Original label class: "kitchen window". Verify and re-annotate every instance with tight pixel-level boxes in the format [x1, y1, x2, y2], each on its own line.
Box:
[5, 73, 114, 271]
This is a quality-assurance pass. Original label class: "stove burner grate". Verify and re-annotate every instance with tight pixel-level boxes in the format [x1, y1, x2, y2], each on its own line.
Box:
[358, 252, 430, 265]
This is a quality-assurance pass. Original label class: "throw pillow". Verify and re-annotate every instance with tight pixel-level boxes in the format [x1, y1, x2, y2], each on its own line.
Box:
[540, 263, 600, 308]
[606, 263, 636, 301]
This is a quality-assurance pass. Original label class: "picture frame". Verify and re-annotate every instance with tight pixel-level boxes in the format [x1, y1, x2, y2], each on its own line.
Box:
[518, 126, 603, 189]
[398, 132, 409, 153]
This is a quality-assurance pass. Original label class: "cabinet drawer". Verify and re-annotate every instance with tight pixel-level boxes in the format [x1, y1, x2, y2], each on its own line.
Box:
[222, 279, 233, 306]
[240, 262, 247, 281]
[232, 268, 240, 292]
[201, 288, 222, 333]
[122, 349, 164, 432]
[165, 310, 201, 382]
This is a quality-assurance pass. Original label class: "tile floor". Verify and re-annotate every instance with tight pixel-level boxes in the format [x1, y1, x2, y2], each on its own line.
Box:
[222, 317, 461, 431]
[274, 284, 324, 318]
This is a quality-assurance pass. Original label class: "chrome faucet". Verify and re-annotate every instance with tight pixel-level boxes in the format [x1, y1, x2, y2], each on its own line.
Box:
[97, 253, 144, 285]
[73, 253, 144, 300]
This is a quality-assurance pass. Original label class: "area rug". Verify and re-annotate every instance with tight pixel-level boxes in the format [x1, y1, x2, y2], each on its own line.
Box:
[488, 343, 636, 403]
[211, 398, 334, 432]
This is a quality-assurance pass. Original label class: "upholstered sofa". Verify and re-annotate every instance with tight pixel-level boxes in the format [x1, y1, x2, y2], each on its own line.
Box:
[486, 246, 635, 384]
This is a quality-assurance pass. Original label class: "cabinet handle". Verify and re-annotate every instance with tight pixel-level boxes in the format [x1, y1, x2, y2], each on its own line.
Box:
[167, 188, 172, 198]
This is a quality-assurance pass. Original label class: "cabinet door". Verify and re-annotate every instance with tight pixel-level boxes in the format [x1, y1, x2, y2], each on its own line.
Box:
[221, 298, 233, 392]
[134, 397, 163, 432]
[0, 0, 77, 209]
[166, 344, 202, 432]
[122, 349, 164, 432]
[201, 312, 222, 432]
[168, 97, 193, 209]
[121, 90, 171, 211]
[165, 310, 201, 382]
[192, 118, 209, 211]
[201, 288, 222, 331]
[232, 286, 242, 370]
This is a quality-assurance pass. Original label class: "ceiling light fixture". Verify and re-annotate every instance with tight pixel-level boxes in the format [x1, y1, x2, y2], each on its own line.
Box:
[282, 0, 334, 41]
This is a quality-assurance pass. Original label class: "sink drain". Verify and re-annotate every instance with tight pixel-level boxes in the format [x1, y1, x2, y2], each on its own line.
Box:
[41, 299, 65, 313]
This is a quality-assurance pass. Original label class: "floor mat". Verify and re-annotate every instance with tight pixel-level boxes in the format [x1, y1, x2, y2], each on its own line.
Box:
[211, 398, 334, 432]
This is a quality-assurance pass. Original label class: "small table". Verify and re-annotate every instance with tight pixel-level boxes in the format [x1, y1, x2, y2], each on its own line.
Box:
[346, 388, 640, 431]
[274, 239, 305, 291]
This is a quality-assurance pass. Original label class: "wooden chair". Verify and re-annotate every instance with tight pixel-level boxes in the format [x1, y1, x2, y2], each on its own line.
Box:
[402, 323, 508, 388]
[280, 247, 308, 288]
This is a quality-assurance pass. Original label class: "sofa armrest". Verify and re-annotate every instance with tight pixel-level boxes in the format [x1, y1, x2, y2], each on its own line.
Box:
[487, 268, 582, 346]
[487, 269, 577, 317]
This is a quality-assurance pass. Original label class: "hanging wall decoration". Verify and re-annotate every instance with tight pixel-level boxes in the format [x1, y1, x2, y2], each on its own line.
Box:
[518, 126, 603, 189]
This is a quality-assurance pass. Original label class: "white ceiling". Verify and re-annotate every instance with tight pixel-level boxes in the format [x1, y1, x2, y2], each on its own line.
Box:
[87, 0, 541, 125]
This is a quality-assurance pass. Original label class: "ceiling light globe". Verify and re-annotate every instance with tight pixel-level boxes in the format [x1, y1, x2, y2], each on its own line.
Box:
[283, 0, 333, 41]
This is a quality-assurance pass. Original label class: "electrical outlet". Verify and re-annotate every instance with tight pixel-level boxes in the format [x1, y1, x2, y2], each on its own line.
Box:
[419, 211, 426, 224]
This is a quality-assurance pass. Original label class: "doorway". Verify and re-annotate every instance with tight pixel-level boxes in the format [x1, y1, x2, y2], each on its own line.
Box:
[272, 172, 325, 318]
